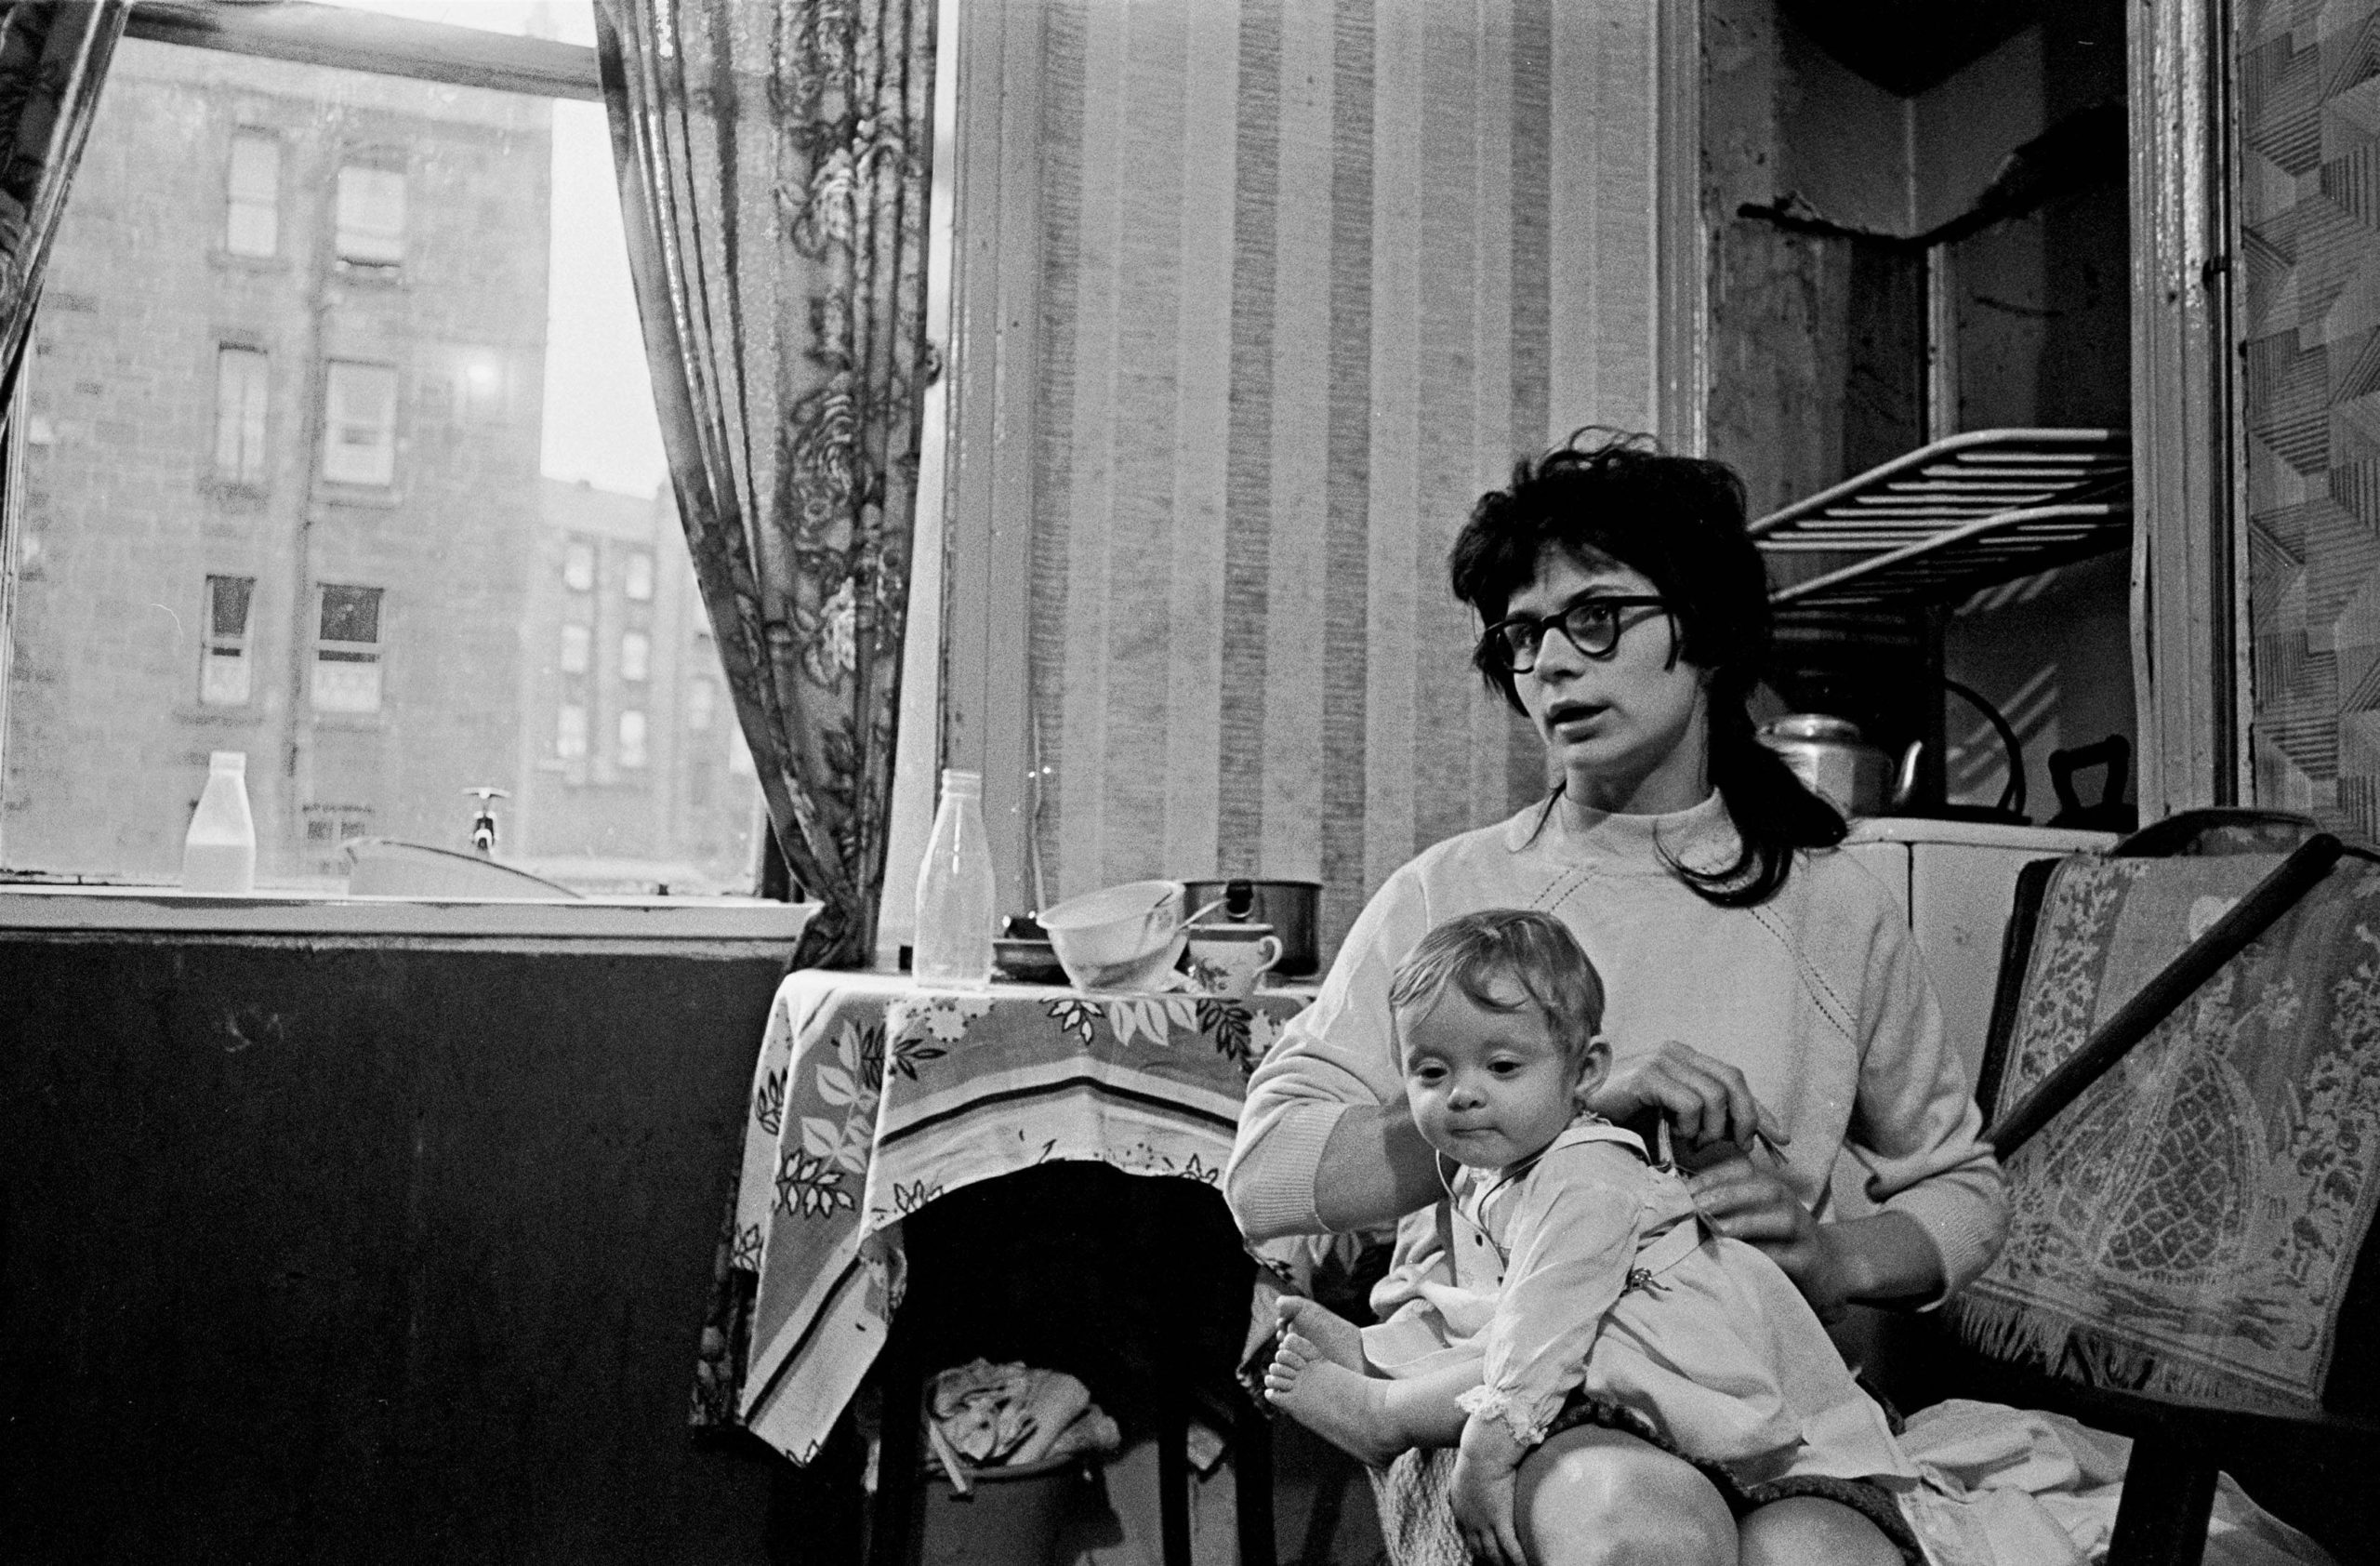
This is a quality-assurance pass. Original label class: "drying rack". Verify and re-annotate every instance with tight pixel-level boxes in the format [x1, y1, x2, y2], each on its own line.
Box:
[1750, 428, 2133, 816]
[1751, 428, 2132, 611]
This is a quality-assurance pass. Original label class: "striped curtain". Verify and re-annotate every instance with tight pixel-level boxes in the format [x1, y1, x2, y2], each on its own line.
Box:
[1012, 0, 1660, 953]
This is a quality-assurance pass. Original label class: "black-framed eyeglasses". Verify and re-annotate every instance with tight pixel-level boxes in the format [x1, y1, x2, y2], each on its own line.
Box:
[1480, 595, 1671, 673]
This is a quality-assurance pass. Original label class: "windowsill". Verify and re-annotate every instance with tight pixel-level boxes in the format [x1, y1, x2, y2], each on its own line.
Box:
[309, 709, 387, 730]
[0, 882, 821, 943]
[312, 482, 403, 510]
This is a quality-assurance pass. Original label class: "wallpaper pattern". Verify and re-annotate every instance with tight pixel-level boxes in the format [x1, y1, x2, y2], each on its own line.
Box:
[1015, 0, 1659, 950]
[2243, 0, 2380, 829]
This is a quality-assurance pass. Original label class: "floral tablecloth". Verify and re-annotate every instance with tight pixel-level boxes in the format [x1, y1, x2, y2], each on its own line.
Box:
[709, 970, 1312, 1463]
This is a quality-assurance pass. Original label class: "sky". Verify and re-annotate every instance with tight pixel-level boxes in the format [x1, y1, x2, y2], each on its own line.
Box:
[326, 1, 669, 498]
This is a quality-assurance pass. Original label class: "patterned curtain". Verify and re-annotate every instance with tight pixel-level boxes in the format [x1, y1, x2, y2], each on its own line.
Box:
[0, 1, 123, 392]
[0, 1, 127, 788]
[596, 0, 933, 966]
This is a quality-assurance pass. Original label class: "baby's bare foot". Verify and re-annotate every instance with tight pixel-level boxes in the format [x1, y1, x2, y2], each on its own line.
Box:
[1275, 1296, 1366, 1371]
[1263, 1331, 1408, 1468]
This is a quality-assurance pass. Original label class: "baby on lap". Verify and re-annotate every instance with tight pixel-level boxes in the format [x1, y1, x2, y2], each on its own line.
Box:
[1263, 909, 1916, 1563]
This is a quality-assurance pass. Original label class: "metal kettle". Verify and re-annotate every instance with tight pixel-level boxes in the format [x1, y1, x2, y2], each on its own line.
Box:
[1755, 714, 1915, 817]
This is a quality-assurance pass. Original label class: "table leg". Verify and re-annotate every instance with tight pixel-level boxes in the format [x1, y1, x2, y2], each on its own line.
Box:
[2106, 1428, 2216, 1566]
[869, 1338, 927, 1566]
[1157, 1399, 1193, 1566]
[1234, 1395, 1276, 1566]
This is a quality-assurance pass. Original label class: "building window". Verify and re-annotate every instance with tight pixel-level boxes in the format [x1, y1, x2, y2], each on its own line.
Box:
[624, 551, 654, 601]
[617, 709, 648, 768]
[213, 345, 269, 484]
[322, 361, 397, 486]
[555, 702, 588, 759]
[620, 630, 649, 683]
[225, 129, 278, 258]
[335, 163, 406, 266]
[686, 678, 714, 732]
[562, 539, 595, 591]
[200, 574, 255, 705]
[311, 583, 384, 713]
[559, 622, 590, 674]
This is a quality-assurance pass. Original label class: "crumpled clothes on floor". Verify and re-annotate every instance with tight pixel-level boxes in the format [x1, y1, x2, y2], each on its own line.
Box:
[925, 1358, 1122, 1489]
[1895, 1399, 2337, 1566]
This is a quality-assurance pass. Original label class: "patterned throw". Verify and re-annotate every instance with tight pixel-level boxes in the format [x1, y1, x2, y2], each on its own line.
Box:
[703, 971, 1311, 1463]
[1950, 851, 2380, 1413]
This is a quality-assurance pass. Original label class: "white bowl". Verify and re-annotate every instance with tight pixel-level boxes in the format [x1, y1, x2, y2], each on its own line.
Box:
[1054, 930, 1190, 993]
[1039, 879, 1185, 989]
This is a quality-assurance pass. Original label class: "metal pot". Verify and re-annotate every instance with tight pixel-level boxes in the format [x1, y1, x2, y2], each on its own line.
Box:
[1181, 877, 1321, 977]
[1755, 714, 1905, 817]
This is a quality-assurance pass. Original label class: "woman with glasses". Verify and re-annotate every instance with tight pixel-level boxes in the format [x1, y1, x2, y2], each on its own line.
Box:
[1225, 433, 2003, 1566]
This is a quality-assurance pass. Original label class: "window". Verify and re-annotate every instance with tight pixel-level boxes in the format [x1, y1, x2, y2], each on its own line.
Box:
[214, 345, 269, 484]
[200, 574, 255, 705]
[311, 583, 384, 714]
[559, 622, 590, 674]
[620, 630, 649, 682]
[686, 678, 714, 732]
[335, 163, 406, 266]
[555, 702, 588, 759]
[322, 361, 396, 485]
[624, 550, 654, 601]
[225, 129, 278, 257]
[617, 709, 647, 768]
[4, 10, 767, 895]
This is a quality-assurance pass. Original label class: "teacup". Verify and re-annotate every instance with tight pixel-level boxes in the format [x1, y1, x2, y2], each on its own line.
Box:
[1186, 922, 1283, 1000]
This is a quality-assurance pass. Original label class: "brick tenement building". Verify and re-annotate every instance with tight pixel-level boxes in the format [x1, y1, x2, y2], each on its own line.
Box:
[515, 478, 760, 892]
[1, 38, 753, 891]
[2, 38, 550, 883]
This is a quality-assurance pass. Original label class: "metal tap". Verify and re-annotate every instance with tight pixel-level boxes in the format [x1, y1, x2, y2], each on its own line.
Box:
[462, 787, 511, 856]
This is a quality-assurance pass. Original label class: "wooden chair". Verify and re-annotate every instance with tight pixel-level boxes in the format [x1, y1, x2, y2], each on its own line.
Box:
[1880, 810, 2380, 1565]
[864, 1163, 1276, 1566]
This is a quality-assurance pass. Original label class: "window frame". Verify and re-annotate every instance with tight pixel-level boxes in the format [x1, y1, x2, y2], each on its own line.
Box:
[199, 572, 257, 707]
[321, 358, 399, 489]
[334, 158, 409, 271]
[213, 342, 270, 486]
[310, 582, 387, 717]
[224, 126, 280, 259]
[0, 7, 809, 917]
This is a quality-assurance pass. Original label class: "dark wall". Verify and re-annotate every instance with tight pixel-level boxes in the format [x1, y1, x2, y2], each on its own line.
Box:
[1, 935, 791, 1565]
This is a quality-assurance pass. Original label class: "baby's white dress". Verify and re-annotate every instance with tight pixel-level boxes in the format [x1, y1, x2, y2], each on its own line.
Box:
[1360, 1121, 1914, 1486]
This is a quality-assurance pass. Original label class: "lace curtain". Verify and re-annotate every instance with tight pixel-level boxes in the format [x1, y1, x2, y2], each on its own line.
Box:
[597, 0, 934, 966]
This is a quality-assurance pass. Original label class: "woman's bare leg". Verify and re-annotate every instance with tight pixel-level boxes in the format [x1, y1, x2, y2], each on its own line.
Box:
[1735, 1496, 1901, 1566]
[1513, 1425, 1736, 1566]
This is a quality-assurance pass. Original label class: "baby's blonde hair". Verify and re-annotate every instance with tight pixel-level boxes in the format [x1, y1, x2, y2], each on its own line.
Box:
[1387, 909, 1606, 1066]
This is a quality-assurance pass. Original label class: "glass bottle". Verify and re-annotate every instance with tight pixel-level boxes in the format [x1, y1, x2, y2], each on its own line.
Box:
[182, 750, 258, 894]
[912, 768, 997, 988]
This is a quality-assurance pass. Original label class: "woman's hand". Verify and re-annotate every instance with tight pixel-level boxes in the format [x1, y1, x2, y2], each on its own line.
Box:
[1583, 1040, 1787, 1155]
[1452, 1418, 1531, 1566]
[1686, 1153, 1851, 1322]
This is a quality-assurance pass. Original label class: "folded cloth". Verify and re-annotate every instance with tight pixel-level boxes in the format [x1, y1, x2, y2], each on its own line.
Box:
[926, 1358, 1121, 1479]
[1893, 1400, 2337, 1566]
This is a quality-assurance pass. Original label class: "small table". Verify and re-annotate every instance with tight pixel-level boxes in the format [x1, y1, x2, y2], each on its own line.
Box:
[713, 970, 1312, 1466]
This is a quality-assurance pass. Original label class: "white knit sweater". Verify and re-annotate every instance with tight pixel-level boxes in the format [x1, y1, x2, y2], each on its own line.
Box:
[1225, 791, 2008, 1297]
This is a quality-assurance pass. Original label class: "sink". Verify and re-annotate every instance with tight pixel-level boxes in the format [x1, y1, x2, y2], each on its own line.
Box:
[343, 839, 584, 899]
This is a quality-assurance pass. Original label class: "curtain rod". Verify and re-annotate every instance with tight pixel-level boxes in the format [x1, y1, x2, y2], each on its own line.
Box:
[126, 1, 602, 101]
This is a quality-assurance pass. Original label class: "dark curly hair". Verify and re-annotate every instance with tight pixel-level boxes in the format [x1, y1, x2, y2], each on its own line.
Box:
[1448, 431, 1844, 907]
